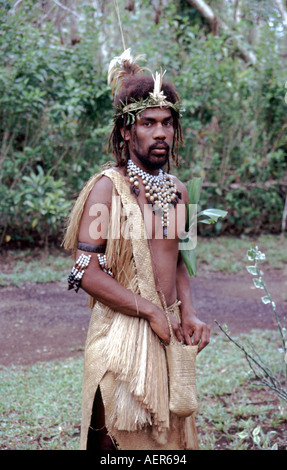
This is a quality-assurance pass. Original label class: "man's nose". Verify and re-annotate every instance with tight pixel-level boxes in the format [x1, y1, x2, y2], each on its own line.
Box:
[153, 123, 166, 139]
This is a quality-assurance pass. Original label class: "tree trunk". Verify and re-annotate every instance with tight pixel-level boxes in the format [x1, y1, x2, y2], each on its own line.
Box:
[282, 193, 287, 234]
[233, 0, 241, 23]
[274, 0, 287, 27]
[185, 0, 256, 64]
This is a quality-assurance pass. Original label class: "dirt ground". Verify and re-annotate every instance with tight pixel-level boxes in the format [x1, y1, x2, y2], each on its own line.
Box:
[0, 269, 286, 366]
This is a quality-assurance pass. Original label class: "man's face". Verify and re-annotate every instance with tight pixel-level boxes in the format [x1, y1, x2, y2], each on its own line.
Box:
[123, 107, 175, 171]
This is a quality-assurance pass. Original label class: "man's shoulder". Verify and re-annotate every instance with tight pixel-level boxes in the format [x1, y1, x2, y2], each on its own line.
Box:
[86, 166, 127, 204]
[86, 170, 115, 205]
[91, 165, 121, 186]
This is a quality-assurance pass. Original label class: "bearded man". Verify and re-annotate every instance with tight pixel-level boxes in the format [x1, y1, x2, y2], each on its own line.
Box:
[64, 51, 210, 451]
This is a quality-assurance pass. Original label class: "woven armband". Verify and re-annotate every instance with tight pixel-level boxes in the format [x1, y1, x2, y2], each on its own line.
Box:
[68, 253, 91, 292]
[77, 242, 106, 253]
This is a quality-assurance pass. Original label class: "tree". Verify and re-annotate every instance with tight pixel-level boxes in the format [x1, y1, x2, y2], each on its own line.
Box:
[185, 0, 256, 63]
[274, 0, 287, 27]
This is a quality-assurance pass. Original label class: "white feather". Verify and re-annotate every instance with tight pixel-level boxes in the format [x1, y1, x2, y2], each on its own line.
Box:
[108, 48, 133, 84]
[150, 70, 167, 102]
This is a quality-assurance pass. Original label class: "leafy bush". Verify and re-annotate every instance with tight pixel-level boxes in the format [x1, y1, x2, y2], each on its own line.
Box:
[0, 7, 112, 245]
[19, 166, 73, 250]
[0, 2, 286, 246]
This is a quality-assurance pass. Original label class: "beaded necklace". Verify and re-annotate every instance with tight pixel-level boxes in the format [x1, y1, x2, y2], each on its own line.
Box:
[127, 159, 181, 238]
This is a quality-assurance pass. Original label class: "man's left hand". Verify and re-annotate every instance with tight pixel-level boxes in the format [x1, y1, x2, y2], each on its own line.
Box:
[182, 315, 210, 353]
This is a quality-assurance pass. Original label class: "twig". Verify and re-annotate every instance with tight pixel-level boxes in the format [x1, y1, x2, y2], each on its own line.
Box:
[215, 320, 287, 402]
[282, 193, 287, 234]
[51, 0, 80, 19]
[10, 0, 24, 14]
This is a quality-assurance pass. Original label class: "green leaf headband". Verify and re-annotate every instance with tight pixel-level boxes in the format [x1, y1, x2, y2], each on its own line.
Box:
[107, 49, 183, 123]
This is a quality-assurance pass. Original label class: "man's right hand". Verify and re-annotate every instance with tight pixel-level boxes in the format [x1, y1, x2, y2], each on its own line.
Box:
[148, 306, 184, 344]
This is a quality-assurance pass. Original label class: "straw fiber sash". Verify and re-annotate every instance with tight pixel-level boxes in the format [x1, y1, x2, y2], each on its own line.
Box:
[100, 169, 170, 432]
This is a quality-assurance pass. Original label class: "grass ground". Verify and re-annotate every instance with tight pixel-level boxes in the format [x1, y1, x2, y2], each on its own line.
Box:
[1, 234, 287, 286]
[1, 331, 286, 450]
[0, 234, 286, 450]
[196, 330, 286, 450]
[195, 234, 287, 274]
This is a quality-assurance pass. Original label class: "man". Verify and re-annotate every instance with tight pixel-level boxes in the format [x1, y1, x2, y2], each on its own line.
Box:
[64, 51, 210, 451]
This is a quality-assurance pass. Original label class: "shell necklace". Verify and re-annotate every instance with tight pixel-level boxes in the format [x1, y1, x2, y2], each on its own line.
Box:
[127, 159, 181, 238]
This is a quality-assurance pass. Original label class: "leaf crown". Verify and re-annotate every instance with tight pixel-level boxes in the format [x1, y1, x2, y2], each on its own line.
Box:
[107, 48, 183, 123]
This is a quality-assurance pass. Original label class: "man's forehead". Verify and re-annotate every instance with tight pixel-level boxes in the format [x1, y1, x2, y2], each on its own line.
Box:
[139, 107, 172, 120]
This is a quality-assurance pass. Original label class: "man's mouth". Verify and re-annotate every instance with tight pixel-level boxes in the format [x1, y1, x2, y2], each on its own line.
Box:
[151, 148, 167, 155]
[150, 144, 169, 155]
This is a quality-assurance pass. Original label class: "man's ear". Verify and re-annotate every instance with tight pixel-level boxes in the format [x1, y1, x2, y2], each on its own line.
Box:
[120, 127, 131, 142]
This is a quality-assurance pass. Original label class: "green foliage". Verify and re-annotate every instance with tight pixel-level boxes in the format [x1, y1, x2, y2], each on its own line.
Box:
[0, 1, 286, 245]
[0, 358, 83, 450]
[181, 176, 227, 276]
[18, 166, 73, 247]
[238, 424, 278, 451]
[0, 7, 112, 245]
[0, 250, 72, 287]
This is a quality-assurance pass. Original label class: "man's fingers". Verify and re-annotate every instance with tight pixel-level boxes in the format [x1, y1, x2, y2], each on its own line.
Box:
[184, 332, 192, 345]
[167, 314, 185, 343]
[192, 328, 201, 345]
[174, 325, 184, 343]
[197, 326, 210, 353]
[183, 325, 210, 351]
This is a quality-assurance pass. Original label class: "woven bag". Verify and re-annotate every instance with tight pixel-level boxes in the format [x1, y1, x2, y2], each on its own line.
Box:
[165, 314, 198, 418]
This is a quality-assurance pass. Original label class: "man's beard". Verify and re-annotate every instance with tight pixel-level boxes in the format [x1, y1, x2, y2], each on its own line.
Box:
[133, 142, 170, 171]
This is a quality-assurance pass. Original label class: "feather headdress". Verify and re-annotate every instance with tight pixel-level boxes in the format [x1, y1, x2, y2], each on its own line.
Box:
[107, 48, 148, 95]
[108, 48, 183, 123]
[149, 70, 167, 105]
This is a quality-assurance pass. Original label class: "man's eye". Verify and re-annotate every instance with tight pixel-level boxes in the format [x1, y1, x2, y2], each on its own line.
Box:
[164, 121, 172, 126]
[143, 122, 152, 127]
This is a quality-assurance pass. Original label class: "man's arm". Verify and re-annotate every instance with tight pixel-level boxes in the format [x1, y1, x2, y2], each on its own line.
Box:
[75, 174, 176, 344]
[176, 252, 210, 352]
[174, 177, 210, 352]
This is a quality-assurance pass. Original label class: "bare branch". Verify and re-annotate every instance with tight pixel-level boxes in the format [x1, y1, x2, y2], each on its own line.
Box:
[186, 0, 215, 22]
[215, 321, 287, 402]
[233, 0, 241, 24]
[281, 193, 287, 233]
[51, 0, 80, 19]
[185, 0, 256, 64]
[274, 0, 287, 27]
[10, 0, 24, 14]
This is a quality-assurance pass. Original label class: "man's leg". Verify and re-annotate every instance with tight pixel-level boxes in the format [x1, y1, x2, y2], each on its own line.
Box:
[87, 387, 117, 450]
